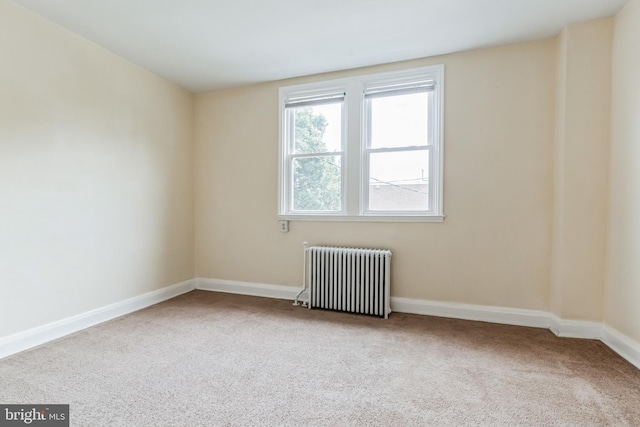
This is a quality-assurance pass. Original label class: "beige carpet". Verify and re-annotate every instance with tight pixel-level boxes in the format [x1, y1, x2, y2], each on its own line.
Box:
[1, 291, 639, 426]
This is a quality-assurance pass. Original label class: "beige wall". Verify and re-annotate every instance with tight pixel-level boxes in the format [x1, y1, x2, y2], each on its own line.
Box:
[606, 0, 640, 343]
[0, 1, 194, 337]
[195, 40, 556, 311]
[552, 19, 613, 321]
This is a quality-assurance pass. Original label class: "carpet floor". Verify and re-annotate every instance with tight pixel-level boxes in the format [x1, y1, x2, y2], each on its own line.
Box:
[1, 290, 639, 426]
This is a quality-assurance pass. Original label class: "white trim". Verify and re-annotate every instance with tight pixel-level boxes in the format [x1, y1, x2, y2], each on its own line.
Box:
[195, 278, 640, 369]
[277, 214, 445, 222]
[548, 314, 603, 339]
[3, 276, 639, 371]
[278, 64, 445, 221]
[195, 278, 300, 300]
[278, 79, 350, 217]
[391, 297, 550, 329]
[0, 279, 196, 360]
[602, 326, 640, 370]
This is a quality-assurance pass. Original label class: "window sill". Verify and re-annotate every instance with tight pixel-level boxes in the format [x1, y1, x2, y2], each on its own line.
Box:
[277, 214, 445, 223]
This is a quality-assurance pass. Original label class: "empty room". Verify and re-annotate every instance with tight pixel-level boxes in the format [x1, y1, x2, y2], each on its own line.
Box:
[1, 0, 639, 425]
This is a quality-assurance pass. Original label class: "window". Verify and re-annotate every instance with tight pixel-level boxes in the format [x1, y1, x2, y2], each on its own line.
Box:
[278, 65, 444, 222]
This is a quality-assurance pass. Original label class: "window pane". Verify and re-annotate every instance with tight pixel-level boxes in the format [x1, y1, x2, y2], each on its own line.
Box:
[368, 150, 429, 211]
[293, 156, 341, 211]
[292, 102, 342, 154]
[369, 92, 428, 148]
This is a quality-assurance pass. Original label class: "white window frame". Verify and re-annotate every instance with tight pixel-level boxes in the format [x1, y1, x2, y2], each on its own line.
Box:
[278, 64, 444, 222]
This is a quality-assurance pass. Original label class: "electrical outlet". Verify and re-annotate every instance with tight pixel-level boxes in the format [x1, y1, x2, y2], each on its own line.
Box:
[279, 220, 289, 233]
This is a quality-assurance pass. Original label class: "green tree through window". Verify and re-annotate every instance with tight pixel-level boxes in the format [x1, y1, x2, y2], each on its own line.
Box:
[292, 107, 341, 211]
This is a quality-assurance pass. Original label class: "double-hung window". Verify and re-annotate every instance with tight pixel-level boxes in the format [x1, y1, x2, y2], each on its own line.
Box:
[279, 65, 444, 222]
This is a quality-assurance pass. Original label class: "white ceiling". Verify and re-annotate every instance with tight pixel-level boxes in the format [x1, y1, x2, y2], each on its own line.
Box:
[12, 0, 627, 93]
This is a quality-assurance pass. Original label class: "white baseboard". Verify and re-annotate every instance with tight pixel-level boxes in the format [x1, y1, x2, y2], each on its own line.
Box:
[0, 279, 196, 360]
[3, 276, 639, 372]
[548, 314, 603, 339]
[195, 277, 640, 370]
[602, 326, 640, 370]
[391, 297, 550, 329]
[195, 277, 301, 300]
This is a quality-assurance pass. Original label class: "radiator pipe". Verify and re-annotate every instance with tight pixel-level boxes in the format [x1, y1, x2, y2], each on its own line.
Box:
[293, 241, 309, 307]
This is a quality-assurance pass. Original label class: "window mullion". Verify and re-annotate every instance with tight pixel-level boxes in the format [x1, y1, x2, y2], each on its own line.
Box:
[345, 79, 363, 217]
